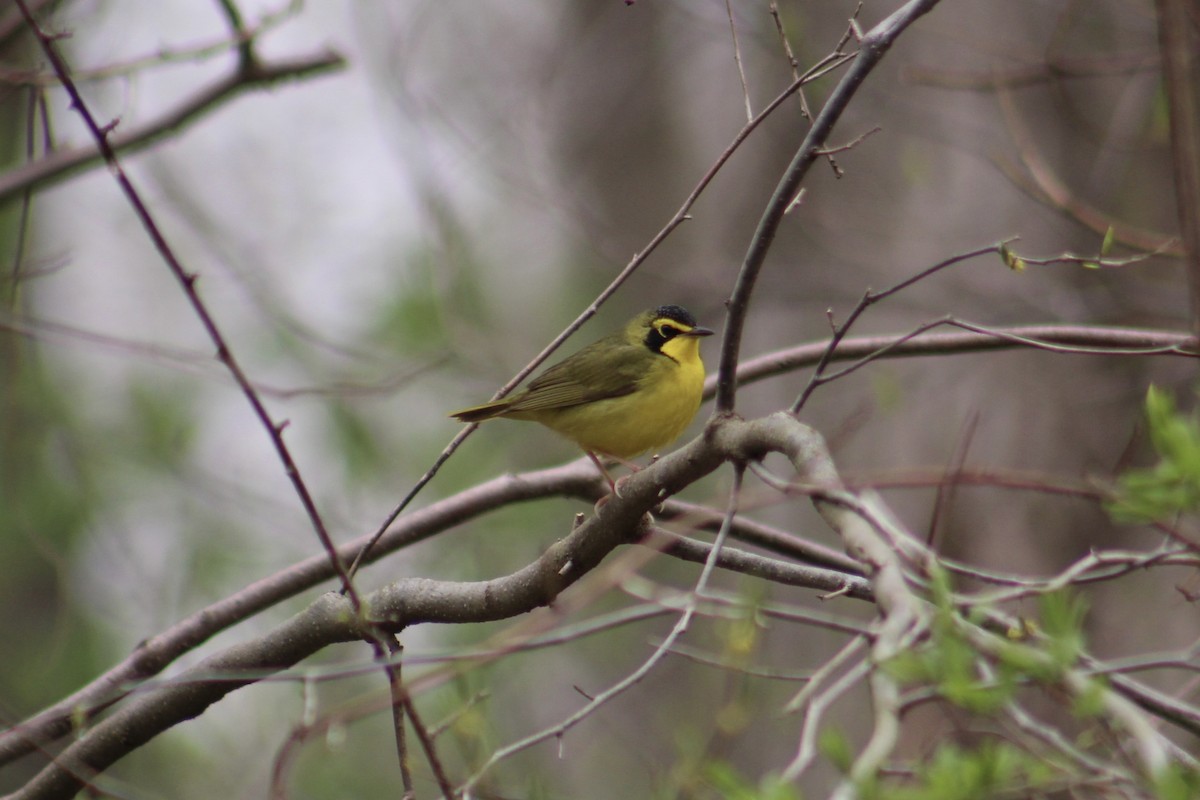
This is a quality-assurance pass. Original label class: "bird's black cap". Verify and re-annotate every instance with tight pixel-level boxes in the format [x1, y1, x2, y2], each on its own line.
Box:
[653, 304, 698, 327]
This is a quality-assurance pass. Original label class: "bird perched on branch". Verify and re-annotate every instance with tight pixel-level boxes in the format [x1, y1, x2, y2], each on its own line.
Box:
[450, 304, 713, 488]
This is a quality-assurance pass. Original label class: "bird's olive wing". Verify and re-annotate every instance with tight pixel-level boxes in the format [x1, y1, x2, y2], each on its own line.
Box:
[504, 334, 644, 412]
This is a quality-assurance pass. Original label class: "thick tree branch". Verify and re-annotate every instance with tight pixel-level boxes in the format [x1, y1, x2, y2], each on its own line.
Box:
[4, 413, 860, 800]
[6, 395, 1188, 797]
[7, 592, 363, 800]
[0, 462, 599, 767]
[660, 498, 866, 574]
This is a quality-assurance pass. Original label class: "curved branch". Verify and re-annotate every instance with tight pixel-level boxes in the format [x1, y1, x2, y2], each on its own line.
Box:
[4, 413, 856, 800]
[9, 411, 1189, 797]
[715, 0, 944, 412]
[0, 462, 599, 767]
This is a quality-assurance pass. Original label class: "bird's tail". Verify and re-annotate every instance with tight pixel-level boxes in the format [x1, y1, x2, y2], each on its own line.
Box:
[449, 400, 512, 423]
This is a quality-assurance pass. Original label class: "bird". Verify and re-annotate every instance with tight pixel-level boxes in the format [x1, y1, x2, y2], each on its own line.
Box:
[450, 304, 714, 488]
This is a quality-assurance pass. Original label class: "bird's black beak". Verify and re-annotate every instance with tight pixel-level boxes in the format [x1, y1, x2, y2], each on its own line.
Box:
[688, 326, 715, 337]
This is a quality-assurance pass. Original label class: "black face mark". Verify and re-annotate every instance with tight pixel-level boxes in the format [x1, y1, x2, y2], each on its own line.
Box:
[645, 320, 688, 355]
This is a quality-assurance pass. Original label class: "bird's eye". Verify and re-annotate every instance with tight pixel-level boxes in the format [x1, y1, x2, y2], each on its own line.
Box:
[657, 323, 682, 340]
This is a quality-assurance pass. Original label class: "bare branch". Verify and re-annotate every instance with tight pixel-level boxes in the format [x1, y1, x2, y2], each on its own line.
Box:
[381, 638, 415, 799]
[717, 0, 945, 413]
[724, 0, 753, 122]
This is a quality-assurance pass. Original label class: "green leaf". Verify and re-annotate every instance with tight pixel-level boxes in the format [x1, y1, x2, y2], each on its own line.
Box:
[882, 741, 1042, 800]
[1100, 225, 1116, 256]
[702, 763, 803, 800]
[1071, 675, 1108, 718]
[999, 243, 1026, 272]
[1108, 386, 1200, 522]
[820, 727, 854, 773]
[1038, 590, 1087, 667]
[1156, 763, 1200, 800]
[883, 649, 932, 683]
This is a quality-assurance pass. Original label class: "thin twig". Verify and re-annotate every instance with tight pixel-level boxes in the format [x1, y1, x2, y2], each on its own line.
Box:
[768, 0, 810, 119]
[384, 633, 453, 796]
[215, 0, 255, 69]
[725, 0, 753, 122]
[994, 84, 1181, 255]
[652, 639, 815, 681]
[1009, 245, 1170, 269]
[1152, 0, 1200, 335]
[653, 526, 872, 600]
[382, 637, 415, 799]
[782, 655, 871, 780]
[345, 425, 475, 583]
[813, 124, 882, 156]
[926, 410, 979, 547]
[791, 241, 1005, 411]
[660, 497, 865, 573]
[727, 323, 1197, 402]
[904, 50, 1159, 91]
[5, 84, 39, 306]
[397, 670, 455, 799]
[0, 0, 303, 85]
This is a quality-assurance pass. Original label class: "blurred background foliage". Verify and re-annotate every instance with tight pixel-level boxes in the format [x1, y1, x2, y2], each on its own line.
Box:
[1, 1, 1197, 797]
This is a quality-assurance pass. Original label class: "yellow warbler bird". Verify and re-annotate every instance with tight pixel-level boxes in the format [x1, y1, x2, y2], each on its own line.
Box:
[450, 305, 713, 486]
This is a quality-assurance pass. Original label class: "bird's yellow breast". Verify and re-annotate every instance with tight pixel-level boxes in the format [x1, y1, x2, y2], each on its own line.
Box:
[521, 336, 706, 459]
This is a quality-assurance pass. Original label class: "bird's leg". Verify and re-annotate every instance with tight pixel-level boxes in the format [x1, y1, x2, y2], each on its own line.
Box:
[609, 454, 650, 498]
[588, 452, 656, 499]
[587, 451, 618, 493]
[588, 451, 645, 499]
[612, 454, 645, 472]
